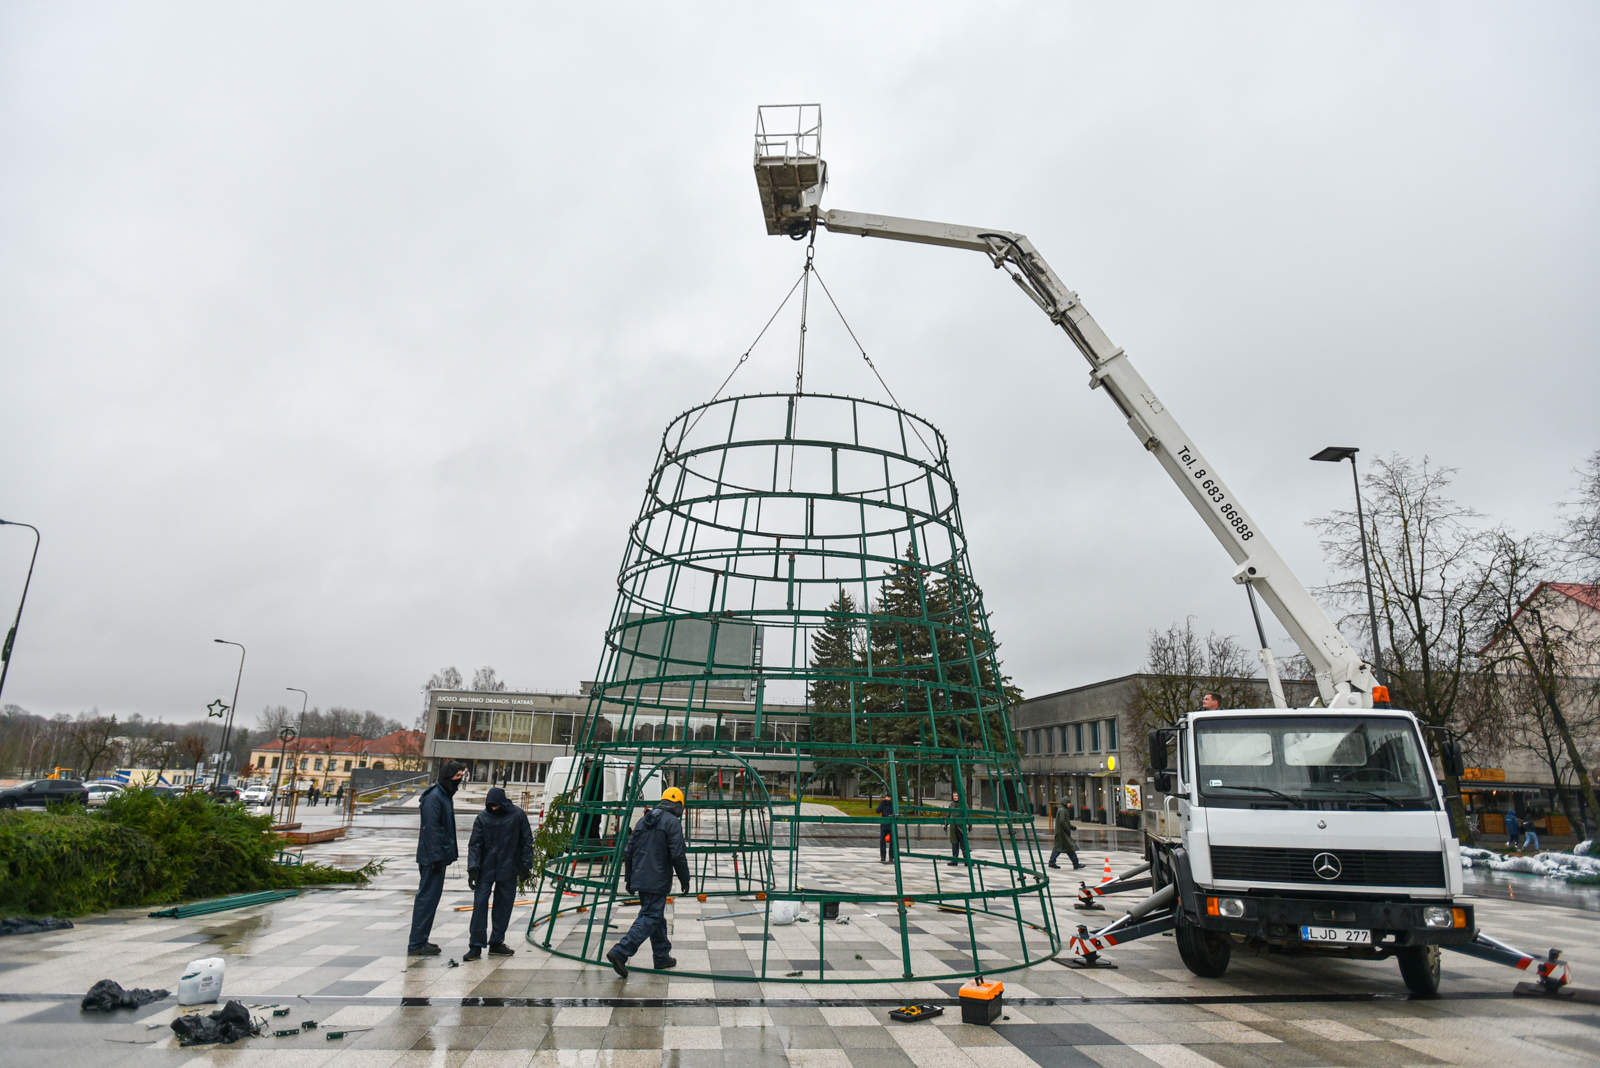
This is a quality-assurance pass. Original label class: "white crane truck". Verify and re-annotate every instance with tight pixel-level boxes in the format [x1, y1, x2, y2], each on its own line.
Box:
[751, 105, 1573, 998]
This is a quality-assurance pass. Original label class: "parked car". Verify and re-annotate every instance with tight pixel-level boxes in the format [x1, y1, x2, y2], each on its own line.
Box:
[210, 786, 241, 803]
[239, 784, 273, 805]
[0, 779, 89, 808]
[84, 782, 125, 807]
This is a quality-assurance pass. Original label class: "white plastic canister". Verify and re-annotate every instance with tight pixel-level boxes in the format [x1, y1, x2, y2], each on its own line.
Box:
[178, 957, 225, 1005]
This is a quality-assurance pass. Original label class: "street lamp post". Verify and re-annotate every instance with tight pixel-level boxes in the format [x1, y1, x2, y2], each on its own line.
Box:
[285, 687, 308, 819]
[1310, 447, 1387, 687]
[0, 519, 41, 702]
[213, 639, 246, 792]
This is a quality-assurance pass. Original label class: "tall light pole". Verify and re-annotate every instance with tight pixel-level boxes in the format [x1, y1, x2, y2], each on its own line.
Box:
[0, 519, 41, 702]
[213, 639, 246, 792]
[285, 687, 308, 816]
[1311, 447, 1387, 687]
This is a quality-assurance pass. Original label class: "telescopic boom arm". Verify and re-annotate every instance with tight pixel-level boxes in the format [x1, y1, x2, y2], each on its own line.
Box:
[816, 208, 1375, 709]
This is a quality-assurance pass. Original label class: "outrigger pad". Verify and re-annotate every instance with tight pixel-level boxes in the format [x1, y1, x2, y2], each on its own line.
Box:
[1514, 981, 1600, 1005]
[1058, 954, 1118, 970]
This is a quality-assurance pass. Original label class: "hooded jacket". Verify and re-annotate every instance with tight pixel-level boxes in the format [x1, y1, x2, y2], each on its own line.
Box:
[467, 787, 535, 881]
[416, 761, 463, 866]
[623, 798, 689, 895]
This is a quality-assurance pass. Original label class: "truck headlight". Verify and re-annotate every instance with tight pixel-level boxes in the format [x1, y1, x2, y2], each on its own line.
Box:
[1206, 896, 1246, 918]
[1423, 906, 1453, 928]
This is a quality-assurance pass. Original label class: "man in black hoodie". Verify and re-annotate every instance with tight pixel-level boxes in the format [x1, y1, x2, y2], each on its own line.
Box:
[464, 786, 535, 961]
[607, 786, 690, 978]
[408, 760, 465, 956]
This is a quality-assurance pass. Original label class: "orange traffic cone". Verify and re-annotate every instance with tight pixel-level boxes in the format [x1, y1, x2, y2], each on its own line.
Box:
[1100, 856, 1113, 884]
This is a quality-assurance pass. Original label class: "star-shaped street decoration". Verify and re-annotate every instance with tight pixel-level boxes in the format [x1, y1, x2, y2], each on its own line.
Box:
[207, 699, 229, 719]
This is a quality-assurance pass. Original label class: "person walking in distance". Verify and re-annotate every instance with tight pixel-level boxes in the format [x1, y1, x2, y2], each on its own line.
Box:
[1504, 807, 1521, 851]
[1201, 692, 1221, 711]
[408, 760, 465, 956]
[607, 786, 690, 978]
[464, 786, 534, 962]
[946, 814, 968, 867]
[876, 795, 896, 863]
[1048, 802, 1083, 870]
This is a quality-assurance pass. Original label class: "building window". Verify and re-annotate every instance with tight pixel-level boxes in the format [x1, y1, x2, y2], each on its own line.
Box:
[1044, 729, 1054, 755]
[1074, 724, 1084, 753]
[300, 757, 309, 770]
[1105, 718, 1118, 751]
[1059, 726, 1070, 753]
[371, 761, 384, 771]
[256, 756, 266, 767]
[1089, 721, 1101, 752]
[271, 757, 280, 769]
[313, 758, 322, 770]
[343, 759, 352, 771]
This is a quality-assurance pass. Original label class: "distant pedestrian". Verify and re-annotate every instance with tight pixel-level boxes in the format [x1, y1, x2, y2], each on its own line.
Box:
[607, 787, 690, 979]
[1504, 808, 1520, 850]
[408, 760, 465, 956]
[310, 784, 320, 807]
[1049, 804, 1083, 870]
[335, 783, 345, 803]
[1522, 817, 1540, 852]
[947, 816, 968, 867]
[876, 796, 896, 863]
[464, 787, 534, 961]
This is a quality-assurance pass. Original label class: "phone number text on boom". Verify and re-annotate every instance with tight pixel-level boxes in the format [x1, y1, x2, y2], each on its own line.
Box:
[1177, 446, 1254, 542]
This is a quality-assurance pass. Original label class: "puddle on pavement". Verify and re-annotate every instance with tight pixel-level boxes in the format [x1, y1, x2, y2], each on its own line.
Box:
[1464, 868, 1600, 912]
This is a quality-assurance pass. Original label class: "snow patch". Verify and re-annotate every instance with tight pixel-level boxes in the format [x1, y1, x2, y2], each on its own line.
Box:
[1459, 846, 1600, 879]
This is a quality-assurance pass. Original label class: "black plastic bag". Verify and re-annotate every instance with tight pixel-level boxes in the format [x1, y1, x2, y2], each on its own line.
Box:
[171, 1000, 257, 1046]
[0, 917, 74, 937]
[81, 979, 170, 1012]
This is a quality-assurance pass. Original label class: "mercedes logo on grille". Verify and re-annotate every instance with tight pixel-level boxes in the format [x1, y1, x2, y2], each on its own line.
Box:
[1313, 852, 1342, 880]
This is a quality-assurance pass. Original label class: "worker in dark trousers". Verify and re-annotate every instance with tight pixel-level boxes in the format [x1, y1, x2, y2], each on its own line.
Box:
[1049, 802, 1084, 870]
[877, 795, 896, 863]
[408, 760, 465, 955]
[464, 786, 534, 961]
[607, 786, 690, 978]
[947, 816, 968, 867]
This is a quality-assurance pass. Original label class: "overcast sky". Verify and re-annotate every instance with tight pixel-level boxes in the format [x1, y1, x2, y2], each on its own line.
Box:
[1, 3, 1595, 727]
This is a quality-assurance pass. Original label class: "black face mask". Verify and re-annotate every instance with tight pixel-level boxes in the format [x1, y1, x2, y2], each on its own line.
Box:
[441, 775, 461, 797]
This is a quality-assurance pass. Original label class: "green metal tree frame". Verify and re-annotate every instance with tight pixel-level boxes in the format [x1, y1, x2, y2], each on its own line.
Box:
[528, 392, 1058, 982]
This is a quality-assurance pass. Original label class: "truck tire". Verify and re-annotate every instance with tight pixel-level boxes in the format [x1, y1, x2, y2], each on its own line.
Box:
[1174, 912, 1231, 978]
[1396, 944, 1440, 995]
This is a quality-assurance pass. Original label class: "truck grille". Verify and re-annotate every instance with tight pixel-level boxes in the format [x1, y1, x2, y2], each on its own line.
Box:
[1209, 845, 1446, 888]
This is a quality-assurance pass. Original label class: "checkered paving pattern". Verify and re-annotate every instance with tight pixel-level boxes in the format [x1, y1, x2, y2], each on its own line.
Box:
[5, 814, 1600, 1067]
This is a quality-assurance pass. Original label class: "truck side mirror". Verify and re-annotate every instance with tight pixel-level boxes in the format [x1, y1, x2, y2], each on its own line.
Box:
[1442, 740, 1466, 778]
[1148, 732, 1168, 772]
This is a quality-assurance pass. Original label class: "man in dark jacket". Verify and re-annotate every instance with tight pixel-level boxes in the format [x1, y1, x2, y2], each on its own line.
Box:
[408, 760, 465, 955]
[464, 786, 535, 961]
[607, 786, 690, 978]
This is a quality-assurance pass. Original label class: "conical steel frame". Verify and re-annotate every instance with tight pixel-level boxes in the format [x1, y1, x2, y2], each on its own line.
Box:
[529, 392, 1058, 982]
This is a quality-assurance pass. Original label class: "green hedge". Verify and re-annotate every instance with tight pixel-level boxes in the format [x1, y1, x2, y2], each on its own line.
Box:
[0, 789, 372, 916]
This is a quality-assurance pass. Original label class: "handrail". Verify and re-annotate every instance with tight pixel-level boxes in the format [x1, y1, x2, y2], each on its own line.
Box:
[355, 772, 430, 800]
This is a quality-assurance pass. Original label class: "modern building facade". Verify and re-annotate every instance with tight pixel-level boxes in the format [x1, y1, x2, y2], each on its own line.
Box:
[423, 684, 813, 793]
[1013, 674, 1313, 828]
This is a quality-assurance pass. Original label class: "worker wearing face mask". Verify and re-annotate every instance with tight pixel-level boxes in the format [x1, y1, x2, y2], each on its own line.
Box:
[409, 760, 466, 955]
[463, 786, 535, 961]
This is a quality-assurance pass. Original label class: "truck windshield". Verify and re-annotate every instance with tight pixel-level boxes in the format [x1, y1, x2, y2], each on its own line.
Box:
[1195, 715, 1436, 810]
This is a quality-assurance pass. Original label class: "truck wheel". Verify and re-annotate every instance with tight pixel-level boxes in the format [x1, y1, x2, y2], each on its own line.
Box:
[1396, 944, 1440, 995]
[1174, 913, 1231, 978]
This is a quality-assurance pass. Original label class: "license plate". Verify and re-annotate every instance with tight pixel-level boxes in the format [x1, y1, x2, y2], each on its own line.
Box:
[1300, 926, 1370, 944]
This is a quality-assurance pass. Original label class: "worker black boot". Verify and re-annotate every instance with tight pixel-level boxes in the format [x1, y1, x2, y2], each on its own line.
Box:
[462, 946, 482, 962]
[607, 949, 629, 978]
[489, 943, 515, 956]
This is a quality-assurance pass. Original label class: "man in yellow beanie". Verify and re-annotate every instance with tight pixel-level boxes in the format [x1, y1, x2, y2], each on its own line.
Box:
[607, 786, 690, 978]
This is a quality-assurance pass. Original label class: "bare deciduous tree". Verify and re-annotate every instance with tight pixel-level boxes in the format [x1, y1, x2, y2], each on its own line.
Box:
[68, 710, 120, 779]
[1479, 531, 1600, 836]
[1125, 619, 1261, 737]
[471, 666, 507, 692]
[1558, 449, 1600, 584]
[1312, 456, 1499, 840]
